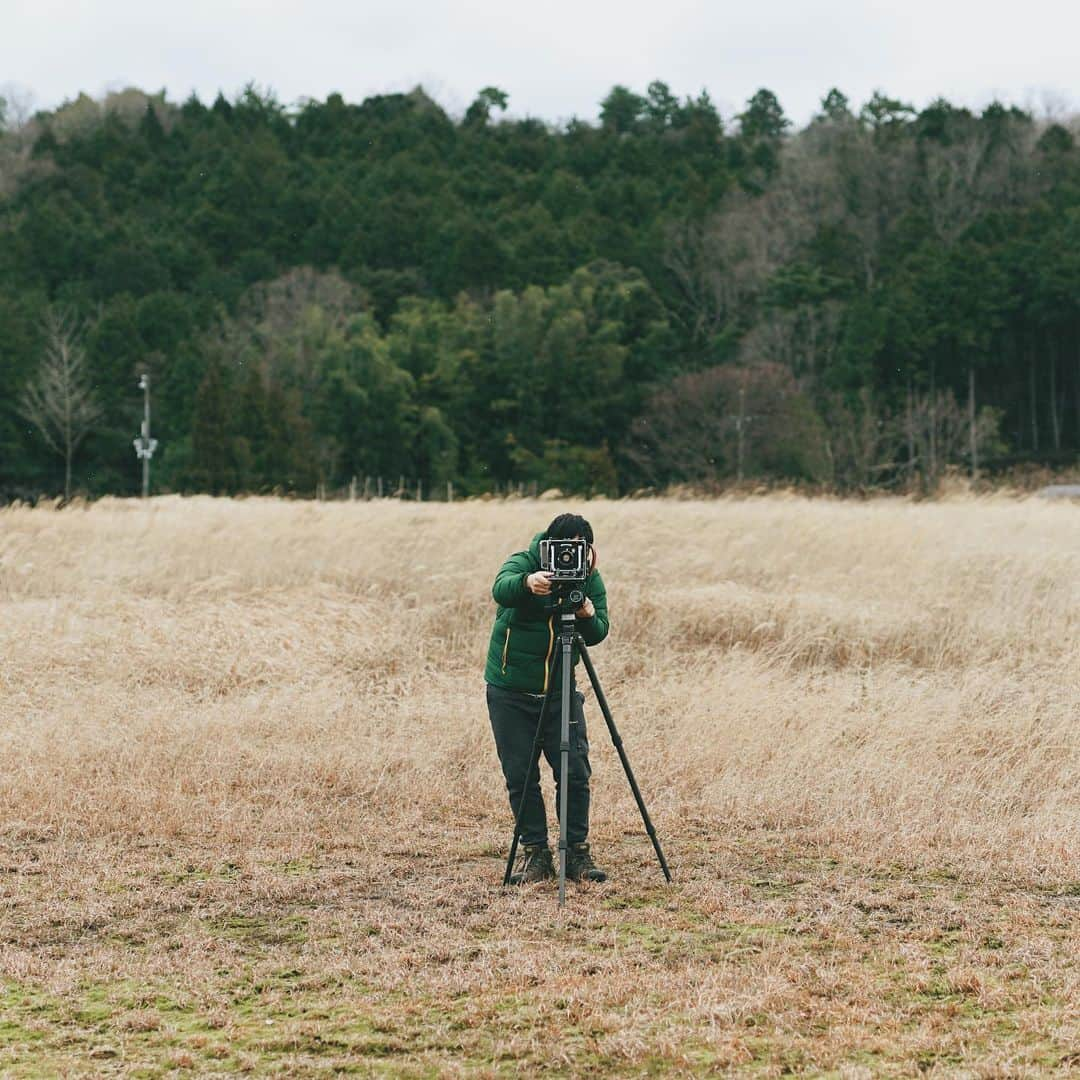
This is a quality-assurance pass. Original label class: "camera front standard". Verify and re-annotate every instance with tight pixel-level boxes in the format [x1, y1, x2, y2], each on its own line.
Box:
[538, 538, 588, 582]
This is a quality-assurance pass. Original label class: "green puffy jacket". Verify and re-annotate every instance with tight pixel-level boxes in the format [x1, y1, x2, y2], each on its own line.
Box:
[484, 532, 609, 693]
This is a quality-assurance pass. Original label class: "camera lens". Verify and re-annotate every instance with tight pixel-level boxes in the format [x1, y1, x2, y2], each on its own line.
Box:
[559, 550, 572, 565]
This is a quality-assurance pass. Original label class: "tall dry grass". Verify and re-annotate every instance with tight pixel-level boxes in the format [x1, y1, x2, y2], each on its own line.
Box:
[1, 494, 1077, 882]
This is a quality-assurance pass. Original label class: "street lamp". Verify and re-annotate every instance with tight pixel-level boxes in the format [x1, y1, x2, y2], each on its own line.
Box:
[133, 373, 158, 498]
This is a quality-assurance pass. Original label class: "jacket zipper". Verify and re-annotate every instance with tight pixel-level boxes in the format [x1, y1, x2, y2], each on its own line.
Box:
[501, 627, 511, 674]
[541, 616, 554, 693]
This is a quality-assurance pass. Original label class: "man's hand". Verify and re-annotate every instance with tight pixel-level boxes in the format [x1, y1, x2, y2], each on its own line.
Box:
[526, 571, 554, 596]
[576, 597, 595, 619]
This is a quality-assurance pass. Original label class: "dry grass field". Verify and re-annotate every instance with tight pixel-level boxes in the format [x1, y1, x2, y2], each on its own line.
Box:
[1, 494, 1078, 1077]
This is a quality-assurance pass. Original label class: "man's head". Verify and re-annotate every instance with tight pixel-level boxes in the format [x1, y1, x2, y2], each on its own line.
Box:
[544, 513, 594, 545]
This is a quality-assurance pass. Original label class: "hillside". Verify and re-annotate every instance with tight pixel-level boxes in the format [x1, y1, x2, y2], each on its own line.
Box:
[2, 84, 1080, 498]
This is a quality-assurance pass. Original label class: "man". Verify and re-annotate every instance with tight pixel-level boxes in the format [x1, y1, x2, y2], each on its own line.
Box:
[485, 512, 610, 885]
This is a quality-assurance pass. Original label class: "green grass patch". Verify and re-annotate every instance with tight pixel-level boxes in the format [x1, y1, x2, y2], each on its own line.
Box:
[205, 912, 309, 946]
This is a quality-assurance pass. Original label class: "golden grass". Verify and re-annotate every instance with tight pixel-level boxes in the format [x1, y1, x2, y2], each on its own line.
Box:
[0, 495, 1077, 1076]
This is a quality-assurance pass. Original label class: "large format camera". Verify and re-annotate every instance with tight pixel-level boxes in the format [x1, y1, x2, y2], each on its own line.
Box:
[538, 538, 589, 582]
[538, 538, 589, 607]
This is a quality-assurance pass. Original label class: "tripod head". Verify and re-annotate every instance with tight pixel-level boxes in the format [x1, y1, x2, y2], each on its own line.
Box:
[547, 582, 585, 630]
[554, 582, 585, 607]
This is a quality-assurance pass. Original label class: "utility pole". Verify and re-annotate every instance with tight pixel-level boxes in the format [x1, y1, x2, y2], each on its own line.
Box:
[133, 373, 158, 498]
[730, 385, 756, 484]
[968, 367, 978, 481]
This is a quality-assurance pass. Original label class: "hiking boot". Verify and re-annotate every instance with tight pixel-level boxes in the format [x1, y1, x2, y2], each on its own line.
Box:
[566, 842, 607, 883]
[511, 844, 555, 885]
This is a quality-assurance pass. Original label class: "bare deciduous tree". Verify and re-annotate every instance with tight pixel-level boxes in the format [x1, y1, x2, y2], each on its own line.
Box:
[18, 309, 102, 499]
[736, 300, 845, 381]
[665, 187, 807, 343]
[0, 83, 48, 198]
[819, 389, 900, 490]
[229, 266, 360, 387]
[922, 109, 1043, 246]
[664, 109, 919, 344]
[798, 112, 919, 290]
[0, 82, 36, 133]
[623, 362, 829, 487]
[906, 389, 1002, 492]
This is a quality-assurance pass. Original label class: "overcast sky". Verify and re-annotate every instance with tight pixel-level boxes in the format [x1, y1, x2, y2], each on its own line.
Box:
[3, 0, 1078, 128]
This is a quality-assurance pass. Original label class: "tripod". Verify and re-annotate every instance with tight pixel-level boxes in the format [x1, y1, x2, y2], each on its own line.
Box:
[502, 592, 672, 906]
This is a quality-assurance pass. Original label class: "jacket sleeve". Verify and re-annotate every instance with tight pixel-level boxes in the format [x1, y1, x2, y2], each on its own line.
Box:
[578, 569, 609, 646]
[492, 551, 534, 608]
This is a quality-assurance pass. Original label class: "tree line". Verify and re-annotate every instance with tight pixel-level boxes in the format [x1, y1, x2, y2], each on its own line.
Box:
[1, 81, 1079, 499]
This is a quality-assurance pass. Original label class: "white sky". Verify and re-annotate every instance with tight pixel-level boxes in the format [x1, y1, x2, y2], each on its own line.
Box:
[3, 0, 1078, 128]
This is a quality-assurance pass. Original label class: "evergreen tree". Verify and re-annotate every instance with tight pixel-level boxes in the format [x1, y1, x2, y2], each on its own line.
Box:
[2, 79, 1080, 498]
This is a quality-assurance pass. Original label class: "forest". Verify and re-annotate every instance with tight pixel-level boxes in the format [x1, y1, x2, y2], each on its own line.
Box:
[1, 80, 1079, 498]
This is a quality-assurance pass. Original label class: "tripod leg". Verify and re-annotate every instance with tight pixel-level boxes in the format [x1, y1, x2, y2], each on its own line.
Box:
[577, 638, 673, 883]
[558, 618, 575, 907]
[502, 651, 560, 886]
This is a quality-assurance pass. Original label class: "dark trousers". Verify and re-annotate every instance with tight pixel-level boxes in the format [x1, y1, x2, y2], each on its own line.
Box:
[487, 681, 591, 847]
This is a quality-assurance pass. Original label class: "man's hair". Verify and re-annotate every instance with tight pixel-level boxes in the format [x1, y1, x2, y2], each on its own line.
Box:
[544, 513, 594, 544]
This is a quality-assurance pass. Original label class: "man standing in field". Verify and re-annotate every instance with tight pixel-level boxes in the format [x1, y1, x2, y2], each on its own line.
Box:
[486, 513, 610, 885]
